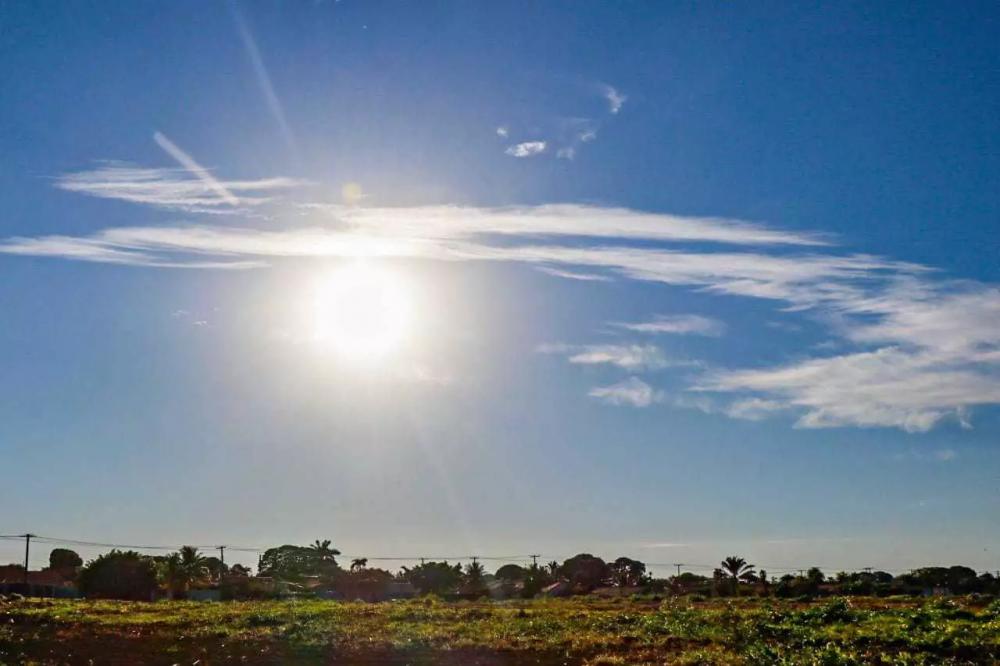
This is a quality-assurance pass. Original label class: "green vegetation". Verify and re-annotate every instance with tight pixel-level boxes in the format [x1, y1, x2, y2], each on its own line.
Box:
[2, 595, 999, 664]
[8, 544, 1000, 662]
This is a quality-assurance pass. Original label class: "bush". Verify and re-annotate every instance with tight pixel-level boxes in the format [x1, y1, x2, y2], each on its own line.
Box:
[78, 550, 158, 600]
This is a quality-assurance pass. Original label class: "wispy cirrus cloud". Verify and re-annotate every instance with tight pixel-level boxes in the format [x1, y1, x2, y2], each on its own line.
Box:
[153, 131, 239, 206]
[54, 162, 305, 213]
[701, 345, 1000, 432]
[10, 161, 1000, 432]
[614, 314, 725, 337]
[538, 343, 674, 371]
[535, 266, 612, 282]
[893, 448, 958, 462]
[601, 84, 627, 114]
[589, 377, 661, 407]
[319, 203, 830, 247]
[724, 398, 789, 421]
[505, 141, 547, 157]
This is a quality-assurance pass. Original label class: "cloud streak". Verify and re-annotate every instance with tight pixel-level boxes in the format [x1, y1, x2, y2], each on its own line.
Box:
[54, 163, 305, 213]
[230, 2, 298, 155]
[537, 344, 673, 371]
[9, 166, 1000, 431]
[614, 314, 725, 337]
[153, 132, 239, 206]
[589, 377, 660, 407]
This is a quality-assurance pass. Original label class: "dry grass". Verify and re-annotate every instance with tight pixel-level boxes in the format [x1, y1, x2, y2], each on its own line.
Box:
[1, 595, 998, 664]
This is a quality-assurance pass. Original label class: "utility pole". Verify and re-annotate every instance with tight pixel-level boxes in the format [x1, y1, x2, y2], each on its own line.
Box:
[530, 554, 540, 569]
[673, 563, 683, 577]
[217, 546, 226, 568]
[22, 534, 35, 584]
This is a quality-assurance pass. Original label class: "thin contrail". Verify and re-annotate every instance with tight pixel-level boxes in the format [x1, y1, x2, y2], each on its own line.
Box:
[229, 1, 298, 156]
[153, 131, 239, 206]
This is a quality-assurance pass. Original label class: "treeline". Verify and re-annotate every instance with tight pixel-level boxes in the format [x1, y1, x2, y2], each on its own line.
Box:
[18, 542, 1000, 601]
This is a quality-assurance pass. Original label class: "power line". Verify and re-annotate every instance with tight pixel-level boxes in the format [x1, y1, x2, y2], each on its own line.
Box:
[0, 532, 990, 576]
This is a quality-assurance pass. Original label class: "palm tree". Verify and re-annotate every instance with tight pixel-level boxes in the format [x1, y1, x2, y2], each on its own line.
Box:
[310, 539, 341, 563]
[350, 557, 368, 572]
[179, 546, 208, 586]
[547, 561, 559, 576]
[720, 556, 755, 596]
[158, 546, 207, 598]
[158, 553, 185, 599]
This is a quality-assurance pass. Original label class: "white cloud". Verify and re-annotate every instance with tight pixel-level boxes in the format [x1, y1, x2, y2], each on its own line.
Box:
[553, 120, 599, 160]
[505, 141, 547, 157]
[496, 126, 509, 138]
[320, 203, 829, 246]
[538, 343, 670, 371]
[2, 202, 828, 270]
[569, 345, 668, 370]
[154, 131, 239, 206]
[589, 377, 660, 407]
[12, 165, 1000, 432]
[894, 448, 958, 462]
[725, 398, 789, 421]
[614, 314, 725, 337]
[702, 346, 1000, 432]
[535, 266, 612, 281]
[601, 84, 627, 114]
[55, 162, 305, 213]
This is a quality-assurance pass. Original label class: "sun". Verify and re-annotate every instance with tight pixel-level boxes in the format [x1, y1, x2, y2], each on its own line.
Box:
[311, 262, 412, 360]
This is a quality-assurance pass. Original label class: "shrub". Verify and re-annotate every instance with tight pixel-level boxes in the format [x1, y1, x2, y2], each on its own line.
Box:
[78, 550, 158, 600]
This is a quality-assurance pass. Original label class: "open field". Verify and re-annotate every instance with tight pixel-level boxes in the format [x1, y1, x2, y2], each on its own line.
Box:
[2, 596, 999, 665]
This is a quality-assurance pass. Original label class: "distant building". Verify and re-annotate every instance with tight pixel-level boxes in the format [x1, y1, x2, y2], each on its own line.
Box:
[0, 565, 78, 598]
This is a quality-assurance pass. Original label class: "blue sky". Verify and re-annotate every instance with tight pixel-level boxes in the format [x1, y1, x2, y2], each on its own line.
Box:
[2, 1, 999, 575]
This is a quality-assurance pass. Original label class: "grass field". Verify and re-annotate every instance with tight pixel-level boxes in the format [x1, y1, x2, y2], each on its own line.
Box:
[2, 595, 999, 665]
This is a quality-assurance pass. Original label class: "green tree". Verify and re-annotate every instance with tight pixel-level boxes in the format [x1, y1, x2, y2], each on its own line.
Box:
[157, 553, 186, 599]
[521, 564, 553, 598]
[720, 556, 755, 596]
[78, 550, 158, 600]
[402, 561, 463, 595]
[157, 546, 209, 598]
[48, 548, 83, 571]
[310, 540, 341, 564]
[179, 546, 208, 582]
[202, 555, 228, 581]
[229, 563, 251, 577]
[610, 557, 647, 587]
[259, 543, 340, 581]
[558, 554, 610, 591]
[350, 557, 368, 572]
[495, 564, 527, 582]
[463, 561, 488, 597]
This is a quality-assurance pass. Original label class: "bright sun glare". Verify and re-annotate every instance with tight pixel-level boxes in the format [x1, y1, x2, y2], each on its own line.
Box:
[311, 262, 412, 361]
